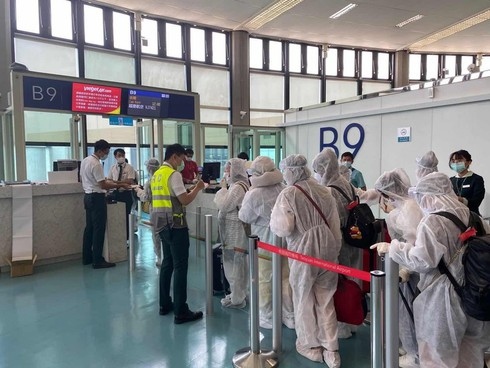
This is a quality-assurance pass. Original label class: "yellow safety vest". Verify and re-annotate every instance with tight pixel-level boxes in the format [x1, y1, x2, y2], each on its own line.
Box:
[151, 165, 185, 227]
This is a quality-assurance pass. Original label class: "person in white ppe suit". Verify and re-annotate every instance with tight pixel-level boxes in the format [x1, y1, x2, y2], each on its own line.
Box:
[238, 156, 295, 329]
[134, 158, 162, 267]
[374, 168, 423, 368]
[415, 151, 438, 182]
[214, 158, 250, 308]
[312, 148, 363, 339]
[270, 154, 342, 368]
[372, 172, 490, 368]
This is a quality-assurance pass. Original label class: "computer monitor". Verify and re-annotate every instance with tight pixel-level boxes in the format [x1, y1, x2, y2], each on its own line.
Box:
[201, 162, 221, 184]
[53, 160, 81, 181]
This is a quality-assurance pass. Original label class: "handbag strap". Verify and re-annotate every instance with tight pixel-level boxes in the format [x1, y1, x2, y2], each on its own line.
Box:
[293, 184, 330, 228]
[328, 184, 358, 204]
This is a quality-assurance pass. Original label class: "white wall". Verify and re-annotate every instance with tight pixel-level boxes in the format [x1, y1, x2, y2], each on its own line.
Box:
[284, 77, 490, 217]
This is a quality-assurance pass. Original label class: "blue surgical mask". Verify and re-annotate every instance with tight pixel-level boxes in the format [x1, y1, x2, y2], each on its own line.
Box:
[100, 154, 108, 161]
[450, 162, 466, 173]
[177, 161, 185, 172]
[341, 161, 352, 169]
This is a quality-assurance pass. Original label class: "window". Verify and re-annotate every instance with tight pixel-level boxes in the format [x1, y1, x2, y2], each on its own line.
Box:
[426, 54, 439, 80]
[250, 38, 263, 69]
[166, 23, 182, 58]
[113, 12, 132, 51]
[212, 32, 226, 65]
[15, 0, 40, 34]
[461, 55, 474, 73]
[481, 56, 490, 72]
[84, 5, 104, 46]
[190, 27, 205, 62]
[343, 50, 355, 77]
[361, 51, 372, 78]
[409, 54, 421, 80]
[50, 0, 72, 40]
[306, 45, 319, 74]
[289, 43, 301, 73]
[269, 40, 282, 71]
[325, 48, 338, 76]
[377, 52, 390, 79]
[141, 18, 158, 55]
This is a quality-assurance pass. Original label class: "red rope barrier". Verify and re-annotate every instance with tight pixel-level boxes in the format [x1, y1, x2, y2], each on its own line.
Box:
[258, 240, 371, 282]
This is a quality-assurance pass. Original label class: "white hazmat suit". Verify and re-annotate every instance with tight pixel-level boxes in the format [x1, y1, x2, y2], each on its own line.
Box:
[386, 173, 490, 368]
[374, 168, 423, 367]
[270, 154, 342, 368]
[238, 156, 294, 329]
[214, 158, 250, 308]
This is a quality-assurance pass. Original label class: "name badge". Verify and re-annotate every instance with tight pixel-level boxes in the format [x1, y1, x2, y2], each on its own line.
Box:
[462, 184, 470, 188]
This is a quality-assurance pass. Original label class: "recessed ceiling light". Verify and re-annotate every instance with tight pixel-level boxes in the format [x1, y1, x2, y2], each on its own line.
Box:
[395, 14, 424, 28]
[241, 0, 304, 30]
[329, 3, 358, 19]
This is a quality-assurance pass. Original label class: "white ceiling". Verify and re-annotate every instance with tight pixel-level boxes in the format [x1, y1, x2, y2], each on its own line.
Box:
[95, 0, 490, 53]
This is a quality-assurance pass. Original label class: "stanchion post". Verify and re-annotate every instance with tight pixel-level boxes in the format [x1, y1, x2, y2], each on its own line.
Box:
[371, 270, 385, 368]
[205, 214, 213, 315]
[272, 234, 282, 354]
[385, 257, 399, 368]
[232, 236, 278, 368]
[128, 212, 135, 272]
[196, 206, 202, 258]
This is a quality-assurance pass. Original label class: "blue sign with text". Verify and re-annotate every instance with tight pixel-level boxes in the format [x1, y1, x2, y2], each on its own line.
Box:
[109, 116, 134, 126]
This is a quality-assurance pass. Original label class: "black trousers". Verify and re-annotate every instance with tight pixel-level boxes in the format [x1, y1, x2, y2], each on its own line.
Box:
[82, 193, 107, 264]
[159, 227, 190, 316]
[115, 190, 133, 240]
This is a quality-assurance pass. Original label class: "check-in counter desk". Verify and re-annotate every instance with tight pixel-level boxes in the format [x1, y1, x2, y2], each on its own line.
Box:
[185, 190, 220, 244]
[0, 183, 127, 273]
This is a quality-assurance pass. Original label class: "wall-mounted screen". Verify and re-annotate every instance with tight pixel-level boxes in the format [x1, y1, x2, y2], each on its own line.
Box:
[127, 89, 170, 118]
[72, 82, 122, 114]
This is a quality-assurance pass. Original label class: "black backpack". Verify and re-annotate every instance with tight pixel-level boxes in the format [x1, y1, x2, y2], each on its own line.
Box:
[328, 185, 379, 249]
[434, 211, 490, 321]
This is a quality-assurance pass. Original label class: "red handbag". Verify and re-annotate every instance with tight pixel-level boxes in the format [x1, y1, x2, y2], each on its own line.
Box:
[334, 275, 368, 325]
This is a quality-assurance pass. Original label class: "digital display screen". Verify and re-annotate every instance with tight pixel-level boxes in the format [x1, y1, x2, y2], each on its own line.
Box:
[72, 82, 122, 114]
[127, 89, 170, 118]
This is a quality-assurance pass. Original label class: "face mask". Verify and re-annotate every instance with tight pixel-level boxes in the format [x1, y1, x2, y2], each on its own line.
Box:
[450, 162, 466, 173]
[100, 154, 108, 161]
[116, 157, 125, 164]
[177, 160, 185, 172]
[341, 161, 352, 169]
[186, 157, 193, 161]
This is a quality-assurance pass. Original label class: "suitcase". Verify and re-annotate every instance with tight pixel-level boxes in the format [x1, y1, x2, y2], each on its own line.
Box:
[212, 243, 230, 295]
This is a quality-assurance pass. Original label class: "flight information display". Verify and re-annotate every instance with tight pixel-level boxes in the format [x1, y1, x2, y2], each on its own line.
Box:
[127, 89, 170, 118]
[72, 82, 122, 114]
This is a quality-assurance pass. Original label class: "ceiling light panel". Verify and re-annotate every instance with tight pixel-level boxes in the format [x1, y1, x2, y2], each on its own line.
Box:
[242, 0, 304, 30]
[329, 3, 358, 19]
[395, 14, 424, 28]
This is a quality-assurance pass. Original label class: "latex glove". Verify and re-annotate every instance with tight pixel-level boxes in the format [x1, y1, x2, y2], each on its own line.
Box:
[220, 177, 227, 188]
[399, 268, 411, 283]
[370, 242, 390, 256]
[135, 187, 144, 195]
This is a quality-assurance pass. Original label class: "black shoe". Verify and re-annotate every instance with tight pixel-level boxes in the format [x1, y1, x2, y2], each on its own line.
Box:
[174, 310, 203, 324]
[159, 303, 174, 316]
[93, 261, 116, 269]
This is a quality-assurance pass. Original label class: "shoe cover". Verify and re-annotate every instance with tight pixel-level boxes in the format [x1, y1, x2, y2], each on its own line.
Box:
[221, 295, 232, 306]
[399, 354, 419, 368]
[323, 350, 341, 368]
[259, 318, 273, 329]
[337, 322, 352, 339]
[225, 300, 246, 309]
[282, 315, 295, 329]
[296, 344, 323, 363]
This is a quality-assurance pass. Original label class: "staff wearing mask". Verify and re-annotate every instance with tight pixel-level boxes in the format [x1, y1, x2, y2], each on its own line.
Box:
[270, 154, 342, 368]
[181, 148, 199, 184]
[135, 158, 161, 267]
[214, 158, 250, 309]
[152, 144, 205, 324]
[340, 151, 366, 191]
[108, 148, 137, 240]
[372, 173, 490, 368]
[238, 156, 295, 329]
[81, 139, 131, 269]
[448, 149, 485, 215]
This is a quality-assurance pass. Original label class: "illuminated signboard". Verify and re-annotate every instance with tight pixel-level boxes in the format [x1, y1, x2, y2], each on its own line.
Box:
[72, 82, 122, 114]
[127, 89, 170, 118]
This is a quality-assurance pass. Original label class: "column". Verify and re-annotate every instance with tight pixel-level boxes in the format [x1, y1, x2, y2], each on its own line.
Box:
[230, 30, 250, 127]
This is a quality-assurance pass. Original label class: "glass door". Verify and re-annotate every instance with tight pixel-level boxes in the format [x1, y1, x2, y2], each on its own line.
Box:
[230, 126, 284, 166]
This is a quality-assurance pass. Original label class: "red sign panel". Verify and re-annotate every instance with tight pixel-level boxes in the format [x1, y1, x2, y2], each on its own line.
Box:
[72, 82, 121, 114]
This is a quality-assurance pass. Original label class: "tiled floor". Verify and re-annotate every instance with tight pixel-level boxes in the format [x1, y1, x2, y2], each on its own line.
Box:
[0, 226, 371, 368]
